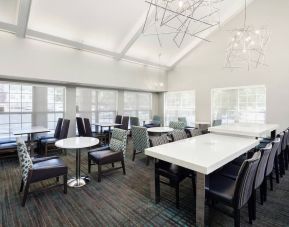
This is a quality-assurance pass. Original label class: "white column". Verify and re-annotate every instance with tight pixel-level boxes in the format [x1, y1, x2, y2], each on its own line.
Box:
[65, 86, 76, 137]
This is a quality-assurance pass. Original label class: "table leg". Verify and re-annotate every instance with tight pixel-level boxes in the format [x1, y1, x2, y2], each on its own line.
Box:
[149, 158, 156, 201]
[196, 172, 206, 227]
[67, 148, 86, 187]
[108, 126, 112, 142]
[271, 130, 276, 139]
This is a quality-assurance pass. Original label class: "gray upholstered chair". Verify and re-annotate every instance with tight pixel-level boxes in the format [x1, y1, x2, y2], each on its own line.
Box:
[144, 115, 161, 128]
[212, 119, 222, 126]
[131, 126, 150, 164]
[206, 151, 261, 227]
[88, 128, 127, 182]
[130, 117, 140, 127]
[17, 139, 67, 206]
[170, 130, 188, 142]
[186, 128, 202, 137]
[169, 121, 186, 130]
[177, 117, 187, 127]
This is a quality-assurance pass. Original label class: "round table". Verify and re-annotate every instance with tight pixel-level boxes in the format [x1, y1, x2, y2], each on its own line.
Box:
[147, 127, 174, 134]
[55, 137, 99, 188]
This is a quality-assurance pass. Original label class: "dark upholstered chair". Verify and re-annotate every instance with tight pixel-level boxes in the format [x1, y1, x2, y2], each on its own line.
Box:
[220, 143, 273, 221]
[170, 130, 188, 142]
[150, 135, 191, 208]
[206, 152, 261, 227]
[113, 115, 122, 129]
[84, 118, 107, 144]
[88, 128, 127, 182]
[0, 139, 17, 159]
[59, 119, 70, 139]
[76, 117, 86, 137]
[282, 130, 289, 170]
[17, 139, 68, 206]
[130, 117, 140, 127]
[212, 119, 222, 126]
[131, 126, 150, 164]
[40, 118, 63, 156]
[120, 116, 129, 130]
[186, 128, 202, 137]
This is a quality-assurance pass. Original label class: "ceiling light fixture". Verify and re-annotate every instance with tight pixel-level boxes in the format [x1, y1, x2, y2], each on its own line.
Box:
[142, 0, 223, 48]
[224, 0, 269, 70]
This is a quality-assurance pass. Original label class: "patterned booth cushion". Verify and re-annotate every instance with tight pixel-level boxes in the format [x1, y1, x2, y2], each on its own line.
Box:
[131, 126, 150, 152]
[16, 140, 32, 184]
[171, 130, 187, 142]
[169, 121, 186, 130]
[150, 134, 169, 147]
[109, 128, 128, 155]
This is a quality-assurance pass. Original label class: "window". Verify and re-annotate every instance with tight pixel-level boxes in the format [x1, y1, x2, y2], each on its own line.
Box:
[211, 85, 266, 124]
[76, 88, 118, 124]
[0, 82, 33, 139]
[164, 90, 195, 126]
[47, 87, 65, 130]
[124, 92, 152, 123]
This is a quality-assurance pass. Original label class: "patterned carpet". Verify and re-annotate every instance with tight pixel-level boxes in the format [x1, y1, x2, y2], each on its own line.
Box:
[1, 139, 289, 227]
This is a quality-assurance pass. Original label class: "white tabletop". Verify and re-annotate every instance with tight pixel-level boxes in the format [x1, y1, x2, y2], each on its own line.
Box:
[55, 137, 99, 149]
[13, 126, 50, 135]
[93, 123, 122, 127]
[208, 123, 279, 138]
[145, 133, 259, 175]
[147, 127, 174, 133]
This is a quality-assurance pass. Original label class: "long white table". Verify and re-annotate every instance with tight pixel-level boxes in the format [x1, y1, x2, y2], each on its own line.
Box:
[145, 133, 259, 227]
[208, 123, 279, 138]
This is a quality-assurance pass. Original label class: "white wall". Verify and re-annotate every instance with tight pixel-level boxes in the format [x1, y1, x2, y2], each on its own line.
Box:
[168, 0, 289, 131]
[0, 32, 167, 92]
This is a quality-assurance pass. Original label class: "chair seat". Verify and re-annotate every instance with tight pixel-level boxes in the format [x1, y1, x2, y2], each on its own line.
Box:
[157, 161, 189, 182]
[40, 138, 57, 144]
[206, 174, 236, 203]
[89, 150, 123, 165]
[31, 158, 67, 182]
[0, 138, 16, 145]
[0, 142, 17, 150]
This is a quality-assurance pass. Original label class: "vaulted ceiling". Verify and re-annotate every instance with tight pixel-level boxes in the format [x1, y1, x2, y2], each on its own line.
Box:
[0, 0, 252, 70]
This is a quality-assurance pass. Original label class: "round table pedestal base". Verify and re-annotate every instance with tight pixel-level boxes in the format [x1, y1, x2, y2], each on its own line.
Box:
[67, 176, 90, 188]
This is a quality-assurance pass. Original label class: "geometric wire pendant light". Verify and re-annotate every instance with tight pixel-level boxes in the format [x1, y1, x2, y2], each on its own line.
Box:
[142, 0, 223, 48]
[224, 0, 269, 70]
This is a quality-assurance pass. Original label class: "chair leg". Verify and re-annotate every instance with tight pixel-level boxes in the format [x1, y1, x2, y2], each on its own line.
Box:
[275, 157, 280, 183]
[88, 157, 91, 173]
[263, 178, 267, 202]
[234, 208, 240, 227]
[22, 182, 30, 207]
[56, 176, 59, 182]
[121, 160, 126, 175]
[260, 185, 264, 205]
[248, 199, 253, 224]
[112, 163, 114, 168]
[155, 173, 160, 203]
[175, 183, 180, 209]
[132, 149, 136, 161]
[270, 173, 273, 191]
[45, 144, 48, 156]
[146, 156, 150, 166]
[252, 189, 256, 220]
[98, 165, 102, 182]
[63, 174, 67, 194]
[192, 176, 196, 197]
[19, 179, 24, 193]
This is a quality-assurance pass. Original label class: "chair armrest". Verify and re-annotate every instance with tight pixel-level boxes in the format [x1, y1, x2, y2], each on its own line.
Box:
[32, 156, 59, 163]
[89, 146, 110, 153]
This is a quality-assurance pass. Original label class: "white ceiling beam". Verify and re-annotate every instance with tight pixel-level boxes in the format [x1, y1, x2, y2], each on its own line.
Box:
[16, 0, 32, 38]
[26, 29, 169, 70]
[168, 0, 255, 70]
[0, 22, 17, 33]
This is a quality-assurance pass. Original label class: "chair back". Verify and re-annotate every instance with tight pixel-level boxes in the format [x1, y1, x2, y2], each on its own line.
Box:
[169, 121, 186, 130]
[277, 133, 284, 155]
[131, 126, 150, 152]
[234, 151, 261, 209]
[266, 137, 280, 176]
[109, 128, 128, 155]
[170, 130, 187, 142]
[121, 116, 129, 130]
[212, 119, 222, 126]
[115, 115, 122, 124]
[254, 144, 272, 189]
[187, 128, 202, 137]
[59, 119, 70, 139]
[84, 118, 93, 137]
[130, 117, 140, 127]
[152, 115, 161, 124]
[16, 139, 32, 185]
[54, 118, 63, 139]
[76, 117, 86, 137]
[178, 117, 187, 127]
[282, 130, 288, 151]
[149, 134, 169, 147]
